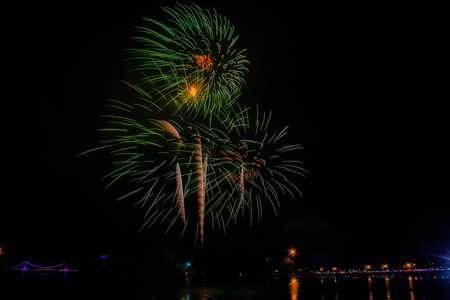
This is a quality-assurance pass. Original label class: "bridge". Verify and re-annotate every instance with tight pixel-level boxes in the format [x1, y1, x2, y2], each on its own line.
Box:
[11, 261, 77, 273]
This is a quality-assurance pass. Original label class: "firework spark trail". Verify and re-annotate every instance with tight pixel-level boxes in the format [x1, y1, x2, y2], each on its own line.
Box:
[239, 164, 245, 217]
[192, 130, 205, 246]
[175, 162, 185, 224]
[158, 120, 182, 144]
[202, 153, 208, 244]
[158, 120, 186, 224]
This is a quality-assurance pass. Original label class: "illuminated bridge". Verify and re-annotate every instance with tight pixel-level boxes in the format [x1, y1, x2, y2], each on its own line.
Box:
[11, 261, 77, 273]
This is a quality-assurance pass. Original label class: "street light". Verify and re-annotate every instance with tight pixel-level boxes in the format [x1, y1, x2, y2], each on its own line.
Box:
[403, 262, 415, 270]
[185, 261, 191, 276]
[288, 247, 297, 258]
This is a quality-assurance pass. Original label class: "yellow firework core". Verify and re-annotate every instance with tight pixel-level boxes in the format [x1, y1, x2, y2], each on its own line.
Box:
[189, 85, 198, 97]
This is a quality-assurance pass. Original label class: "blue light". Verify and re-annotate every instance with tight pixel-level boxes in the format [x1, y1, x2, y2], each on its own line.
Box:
[100, 255, 109, 258]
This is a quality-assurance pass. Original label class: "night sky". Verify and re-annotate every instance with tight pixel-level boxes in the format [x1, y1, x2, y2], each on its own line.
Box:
[3, 1, 448, 274]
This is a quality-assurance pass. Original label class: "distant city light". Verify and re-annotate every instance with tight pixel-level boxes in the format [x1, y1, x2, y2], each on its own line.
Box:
[403, 262, 416, 270]
[288, 247, 297, 258]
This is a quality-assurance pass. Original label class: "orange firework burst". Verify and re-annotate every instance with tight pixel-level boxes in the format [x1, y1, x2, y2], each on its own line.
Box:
[241, 151, 264, 185]
[224, 143, 264, 186]
[192, 54, 215, 72]
[183, 83, 202, 102]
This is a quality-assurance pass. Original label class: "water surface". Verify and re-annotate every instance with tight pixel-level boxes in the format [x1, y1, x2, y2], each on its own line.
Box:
[4, 273, 449, 300]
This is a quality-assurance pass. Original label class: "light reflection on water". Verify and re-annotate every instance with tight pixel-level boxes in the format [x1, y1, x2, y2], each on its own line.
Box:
[172, 276, 447, 300]
[288, 277, 300, 300]
[5, 272, 447, 300]
[385, 277, 391, 300]
[409, 276, 416, 300]
[368, 277, 374, 300]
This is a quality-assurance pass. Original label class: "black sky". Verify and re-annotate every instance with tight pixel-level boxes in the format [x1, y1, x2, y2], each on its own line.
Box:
[3, 1, 449, 272]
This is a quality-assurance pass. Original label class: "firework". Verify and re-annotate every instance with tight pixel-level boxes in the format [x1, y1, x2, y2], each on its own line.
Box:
[79, 99, 305, 243]
[197, 105, 307, 229]
[78, 96, 225, 243]
[79, 99, 183, 233]
[79, 4, 305, 245]
[128, 3, 249, 117]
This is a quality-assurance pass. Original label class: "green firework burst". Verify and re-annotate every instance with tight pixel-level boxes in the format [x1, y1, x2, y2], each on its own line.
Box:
[197, 105, 307, 229]
[79, 4, 306, 245]
[129, 3, 249, 117]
